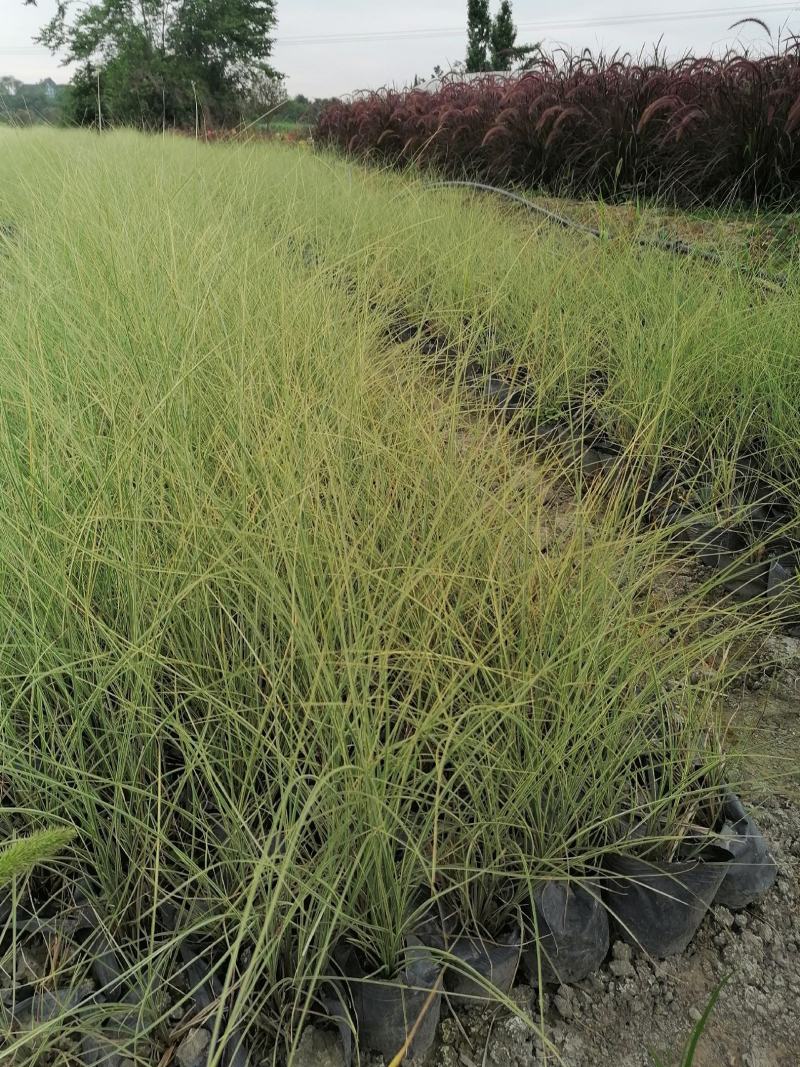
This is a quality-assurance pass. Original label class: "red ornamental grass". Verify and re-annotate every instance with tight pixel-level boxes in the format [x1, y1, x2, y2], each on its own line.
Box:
[315, 43, 800, 205]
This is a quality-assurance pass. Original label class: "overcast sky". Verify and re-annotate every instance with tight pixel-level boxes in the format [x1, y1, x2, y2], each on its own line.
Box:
[2, 1, 799, 97]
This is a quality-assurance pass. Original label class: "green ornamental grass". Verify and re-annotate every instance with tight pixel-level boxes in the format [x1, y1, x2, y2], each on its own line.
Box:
[0, 129, 778, 1062]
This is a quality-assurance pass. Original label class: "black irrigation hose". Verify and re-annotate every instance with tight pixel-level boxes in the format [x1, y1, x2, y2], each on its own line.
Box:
[428, 180, 788, 290]
[429, 180, 603, 238]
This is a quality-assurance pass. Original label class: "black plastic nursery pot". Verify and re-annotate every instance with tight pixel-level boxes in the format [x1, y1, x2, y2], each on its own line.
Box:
[766, 554, 800, 626]
[604, 844, 731, 958]
[578, 443, 620, 480]
[523, 881, 609, 986]
[675, 515, 739, 569]
[719, 558, 770, 601]
[662, 508, 775, 600]
[5, 984, 96, 1028]
[658, 499, 718, 553]
[532, 416, 573, 448]
[714, 535, 800, 605]
[715, 794, 778, 910]
[442, 927, 521, 1002]
[710, 530, 770, 599]
[476, 371, 534, 427]
[342, 941, 442, 1063]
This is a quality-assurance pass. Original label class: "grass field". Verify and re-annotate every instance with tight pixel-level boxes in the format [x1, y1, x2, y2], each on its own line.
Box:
[0, 129, 794, 1064]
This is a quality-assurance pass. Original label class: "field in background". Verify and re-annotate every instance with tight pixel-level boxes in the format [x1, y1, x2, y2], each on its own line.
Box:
[0, 130, 797, 1063]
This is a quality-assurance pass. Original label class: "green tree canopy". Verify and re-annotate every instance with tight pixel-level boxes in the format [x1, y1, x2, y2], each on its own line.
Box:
[26, 0, 281, 128]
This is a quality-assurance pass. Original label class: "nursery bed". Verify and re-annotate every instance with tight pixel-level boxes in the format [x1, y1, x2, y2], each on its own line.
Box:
[0, 129, 796, 1067]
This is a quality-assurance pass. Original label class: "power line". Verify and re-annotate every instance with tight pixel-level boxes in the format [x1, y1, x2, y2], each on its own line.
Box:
[0, 1, 796, 54]
[273, 3, 798, 47]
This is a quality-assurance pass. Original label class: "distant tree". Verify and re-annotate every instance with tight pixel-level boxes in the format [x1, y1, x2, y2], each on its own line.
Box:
[0, 74, 65, 124]
[0, 76, 22, 96]
[63, 63, 102, 126]
[490, 1, 516, 70]
[268, 94, 337, 129]
[24, 0, 281, 128]
[465, 0, 492, 72]
[430, 61, 466, 82]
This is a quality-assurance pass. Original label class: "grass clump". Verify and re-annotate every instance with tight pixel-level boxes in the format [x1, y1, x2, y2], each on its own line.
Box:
[0, 129, 767, 1061]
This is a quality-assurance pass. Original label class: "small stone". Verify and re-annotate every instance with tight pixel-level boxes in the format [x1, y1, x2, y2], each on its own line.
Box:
[549, 1020, 567, 1042]
[440, 1018, 457, 1045]
[609, 959, 635, 979]
[175, 1028, 211, 1067]
[611, 940, 632, 963]
[714, 906, 735, 928]
[553, 993, 573, 1020]
[562, 1032, 586, 1058]
[688, 1007, 702, 1023]
[741, 930, 764, 955]
[293, 1026, 345, 1067]
[504, 1014, 530, 1037]
[722, 943, 739, 964]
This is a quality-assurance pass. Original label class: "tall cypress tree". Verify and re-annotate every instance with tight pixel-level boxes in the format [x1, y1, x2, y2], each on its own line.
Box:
[490, 1, 517, 71]
[465, 0, 492, 73]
